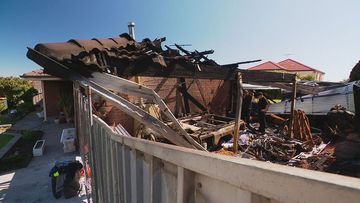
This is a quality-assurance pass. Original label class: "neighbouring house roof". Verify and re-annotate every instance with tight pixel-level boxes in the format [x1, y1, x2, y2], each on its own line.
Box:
[278, 59, 325, 74]
[247, 61, 287, 71]
[20, 69, 62, 80]
[247, 59, 325, 75]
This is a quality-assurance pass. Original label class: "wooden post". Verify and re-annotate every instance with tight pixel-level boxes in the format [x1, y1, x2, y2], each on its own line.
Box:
[41, 81, 47, 122]
[134, 76, 144, 105]
[233, 73, 243, 153]
[289, 75, 297, 138]
[354, 85, 360, 131]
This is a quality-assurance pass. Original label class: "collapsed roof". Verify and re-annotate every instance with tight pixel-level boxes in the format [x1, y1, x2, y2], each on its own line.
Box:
[27, 33, 295, 83]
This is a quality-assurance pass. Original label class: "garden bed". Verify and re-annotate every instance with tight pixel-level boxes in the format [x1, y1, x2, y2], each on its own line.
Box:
[0, 130, 43, 173]
[0, 134, 14, 149]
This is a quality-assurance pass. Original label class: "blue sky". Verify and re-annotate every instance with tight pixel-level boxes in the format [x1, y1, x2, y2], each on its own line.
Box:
[0, 0, 359, 81]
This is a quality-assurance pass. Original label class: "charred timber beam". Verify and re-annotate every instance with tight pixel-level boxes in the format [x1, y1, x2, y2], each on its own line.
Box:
[179, 78, 190, 114]
[221, 59, 262, 68]
[233, 73, 243, 153]
[353, 85, 360, 131]
[193, 50, 216, 63]
[175, 44, 191, 55]
[289, 75, 298, 138]
[178, 86, 207, 112]
[195, 50, 214, 56]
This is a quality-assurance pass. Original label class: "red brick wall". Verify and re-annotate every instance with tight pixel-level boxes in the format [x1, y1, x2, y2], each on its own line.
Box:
[103, 101, 134, 134]
[43, 81, 73, 117]
[139, 77, 231, 115]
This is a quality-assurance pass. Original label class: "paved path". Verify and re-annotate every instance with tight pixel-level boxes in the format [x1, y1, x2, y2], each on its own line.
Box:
[0, 112, 88, 202]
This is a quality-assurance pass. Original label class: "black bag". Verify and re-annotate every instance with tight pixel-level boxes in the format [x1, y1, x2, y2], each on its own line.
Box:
[49, 161, 83, 199]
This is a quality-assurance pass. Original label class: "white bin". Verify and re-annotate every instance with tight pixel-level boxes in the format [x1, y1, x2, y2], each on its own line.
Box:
[61, 128, 76, 153]
[63, 138, 76, 153]
[33, 139, 45, 156]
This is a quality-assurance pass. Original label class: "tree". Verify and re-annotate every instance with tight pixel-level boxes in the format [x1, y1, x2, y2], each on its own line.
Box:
[297, 74, 315, 81]
[0, 101, 6, 113]
[0, 77, 37, 108]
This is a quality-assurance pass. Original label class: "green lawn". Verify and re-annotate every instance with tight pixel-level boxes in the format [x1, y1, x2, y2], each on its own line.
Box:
[0, 134, 14, 149]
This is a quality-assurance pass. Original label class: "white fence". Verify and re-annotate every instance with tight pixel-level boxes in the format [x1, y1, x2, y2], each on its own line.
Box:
[74, 83, 360, 203]
[88, 116, 360, 203]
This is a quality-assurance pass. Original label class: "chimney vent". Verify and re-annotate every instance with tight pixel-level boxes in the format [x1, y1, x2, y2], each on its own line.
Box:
[128, 22, 135, 40]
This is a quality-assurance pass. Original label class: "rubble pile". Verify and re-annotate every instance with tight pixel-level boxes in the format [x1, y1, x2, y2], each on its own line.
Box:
[242, 135, 312, 162]
[288, 142, 335, 171]
[221, 130, 322, 163]
[218, 105, 360, 177]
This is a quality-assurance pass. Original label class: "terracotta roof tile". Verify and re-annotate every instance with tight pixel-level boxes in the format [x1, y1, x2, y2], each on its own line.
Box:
[277, 59, 325, 74]
[21, 69, 51, 77]
[247, 61, 287, 71]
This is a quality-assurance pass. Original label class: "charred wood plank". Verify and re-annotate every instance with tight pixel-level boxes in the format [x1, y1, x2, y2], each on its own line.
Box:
[178, 80, 207, 112]
[221, 59, 262, 68]
[175, 44, 191, 55]
[179, 78, 190, 114]
[289, 75, 297, 138]
[179, 78, 190, 113]
[233, 73, 243, 153]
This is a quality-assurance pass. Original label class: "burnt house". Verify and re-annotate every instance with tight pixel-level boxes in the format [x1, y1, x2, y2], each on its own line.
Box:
[27, 33, 295, 153]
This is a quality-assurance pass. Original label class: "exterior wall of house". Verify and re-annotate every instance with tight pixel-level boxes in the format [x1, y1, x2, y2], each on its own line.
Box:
[30, 81, 43, 105]
[43, 80, 73, 117]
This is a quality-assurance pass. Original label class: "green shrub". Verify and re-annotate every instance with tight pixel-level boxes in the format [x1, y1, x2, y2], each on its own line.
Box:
[22, 130, 43, 141]
[0, 101, 6, 113]
[0, 77, 37, 108]
[297, 74, 315, 81]
[16, 102, 35, 117]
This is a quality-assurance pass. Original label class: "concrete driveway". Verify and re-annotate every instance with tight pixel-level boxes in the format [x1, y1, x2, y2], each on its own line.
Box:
[0, 112, 88, 203]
